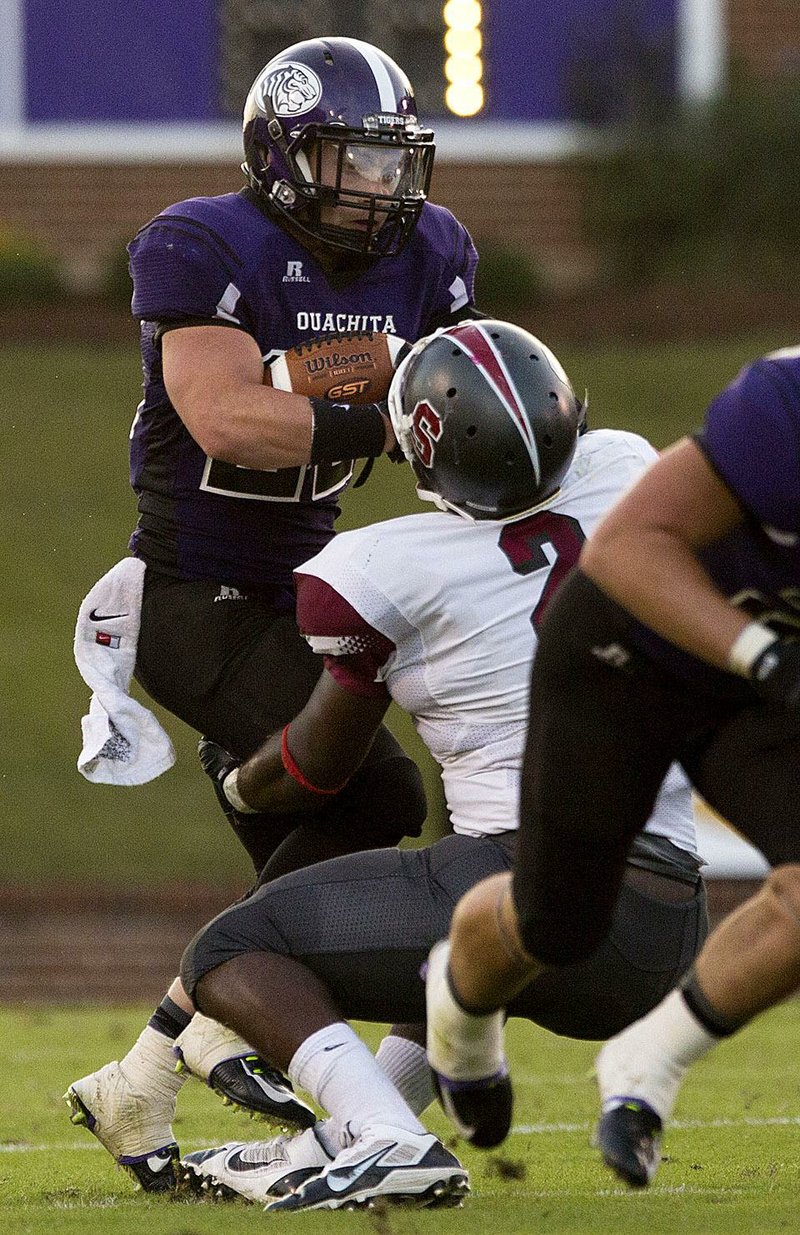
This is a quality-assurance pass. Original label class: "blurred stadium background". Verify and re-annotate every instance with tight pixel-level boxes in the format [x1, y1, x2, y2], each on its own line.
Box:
[2, 0, 795, 999]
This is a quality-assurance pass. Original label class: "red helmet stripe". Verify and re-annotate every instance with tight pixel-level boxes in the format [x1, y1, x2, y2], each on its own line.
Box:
[445, 323, 540, 477]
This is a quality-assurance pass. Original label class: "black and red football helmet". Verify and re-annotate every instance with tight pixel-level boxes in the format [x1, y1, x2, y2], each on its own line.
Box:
[389, 320, 582, 520]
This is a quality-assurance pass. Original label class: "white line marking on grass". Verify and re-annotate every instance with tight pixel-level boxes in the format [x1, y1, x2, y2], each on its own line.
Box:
[511, 1115, 800, 1135]
[6, 1117, 800, 1154]
[501, 1186, 746, 1199]
[0, 1138, 223, 1152]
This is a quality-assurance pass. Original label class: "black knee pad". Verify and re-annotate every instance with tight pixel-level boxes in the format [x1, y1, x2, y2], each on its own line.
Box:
[513, 869, 611, 968]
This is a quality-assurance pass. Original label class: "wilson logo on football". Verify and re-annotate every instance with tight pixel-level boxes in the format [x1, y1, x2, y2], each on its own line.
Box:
[411, 401, 443, 468]
[326, 380, 372, 399]
[303, 351, 374, 373]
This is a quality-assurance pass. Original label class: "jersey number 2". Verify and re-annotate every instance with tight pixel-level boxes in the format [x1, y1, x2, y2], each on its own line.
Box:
[499, 511, 586, 628]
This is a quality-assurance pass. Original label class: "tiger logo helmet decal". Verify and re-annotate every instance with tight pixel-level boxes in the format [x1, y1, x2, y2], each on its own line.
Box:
[259, 63, 323, 117]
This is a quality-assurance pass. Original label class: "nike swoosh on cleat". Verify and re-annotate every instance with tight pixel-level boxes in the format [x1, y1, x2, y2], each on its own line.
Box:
[146, 1152, 174, 1173]
[325, 1145, 394, 1194]
[241, 1061, 298, 1103]
[323, 1043, 346, 1051]
[120, 1146, 175, 1167]
[226, 1148, 281, 1173]
[89, 609, 128, 621]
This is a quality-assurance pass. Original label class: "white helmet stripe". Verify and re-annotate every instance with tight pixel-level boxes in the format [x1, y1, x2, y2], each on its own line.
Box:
[349, 38, 400, 111]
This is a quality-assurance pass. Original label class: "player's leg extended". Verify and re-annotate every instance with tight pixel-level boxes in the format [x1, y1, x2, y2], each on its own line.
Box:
[179, 839, 500, 1208]
[596, 709, 800, 1187]
[66, 580, 321, 1185]
[426, 571, 683, 1149]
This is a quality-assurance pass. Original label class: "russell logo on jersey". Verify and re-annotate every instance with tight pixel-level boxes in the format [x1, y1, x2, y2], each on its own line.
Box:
[283, 261, 311, 284]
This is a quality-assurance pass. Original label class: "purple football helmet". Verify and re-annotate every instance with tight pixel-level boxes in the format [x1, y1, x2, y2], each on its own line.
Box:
[243, 37, 435, 257]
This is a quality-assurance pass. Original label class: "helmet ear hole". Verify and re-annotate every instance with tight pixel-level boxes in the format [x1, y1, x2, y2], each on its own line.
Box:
[447, 387, 457, 398]
[466, 424, 477, 437]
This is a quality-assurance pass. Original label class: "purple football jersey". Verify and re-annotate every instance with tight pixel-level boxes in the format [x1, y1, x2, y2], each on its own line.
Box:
[695, 351, 800, 601]
[127, 188, 477, 590]
[630, 350, 800, 691]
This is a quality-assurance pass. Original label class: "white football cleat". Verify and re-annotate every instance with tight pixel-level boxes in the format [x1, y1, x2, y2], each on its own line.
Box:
[265, 1124, 469, 1212]
[180, 1126, 333, 1202]
[65, 1061, 178, 1192]
[174, 1013, 316, 1128]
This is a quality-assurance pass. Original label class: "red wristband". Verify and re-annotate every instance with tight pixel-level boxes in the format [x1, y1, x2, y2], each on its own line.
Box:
[280, 724, 349, 795]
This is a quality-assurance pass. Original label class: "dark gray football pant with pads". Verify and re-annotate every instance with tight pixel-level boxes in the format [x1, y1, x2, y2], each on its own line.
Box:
[181, 830, 707, 1042]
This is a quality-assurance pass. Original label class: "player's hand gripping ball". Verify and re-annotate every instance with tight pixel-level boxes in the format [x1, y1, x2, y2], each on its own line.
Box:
[264, 332, 408, 404]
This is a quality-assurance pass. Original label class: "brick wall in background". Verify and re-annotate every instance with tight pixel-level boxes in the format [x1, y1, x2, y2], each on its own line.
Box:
[0, 158, 588, 294]
[2, 0, 799, 297]
[729, 0, 800, 77]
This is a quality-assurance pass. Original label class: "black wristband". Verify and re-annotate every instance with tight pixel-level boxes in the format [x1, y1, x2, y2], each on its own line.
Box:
[309, 398, 386, 465]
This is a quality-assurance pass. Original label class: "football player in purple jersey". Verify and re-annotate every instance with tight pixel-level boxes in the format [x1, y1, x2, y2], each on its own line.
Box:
[66, 36, 479, 1191]
[426, 346, 800, 1180]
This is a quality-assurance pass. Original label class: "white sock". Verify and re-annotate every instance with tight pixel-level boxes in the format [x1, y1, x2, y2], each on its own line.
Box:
[426, 941, 506, 1081]
[316, 1033, 435, 1153]
[288, 1023, 426, 1144]
[119, 1025, 185, 1102]
[375, 1034, 435, 1115]
[597, 989, 720, 1121]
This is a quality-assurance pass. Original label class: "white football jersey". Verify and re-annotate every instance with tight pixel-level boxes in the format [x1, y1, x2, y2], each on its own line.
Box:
[295, 429, 697, 851]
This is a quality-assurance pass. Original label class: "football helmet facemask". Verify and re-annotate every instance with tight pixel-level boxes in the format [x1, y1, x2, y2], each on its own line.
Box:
[243, 37, 435, 257]
[388, 320, 582, 520]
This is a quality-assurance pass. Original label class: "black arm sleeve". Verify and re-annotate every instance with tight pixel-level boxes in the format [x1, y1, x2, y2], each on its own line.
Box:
[153, 317, 252, 347]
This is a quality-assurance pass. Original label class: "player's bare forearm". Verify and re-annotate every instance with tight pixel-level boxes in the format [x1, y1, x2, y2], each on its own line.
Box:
[236, 730, 313, 813]
[163, 324, 398, 470]
[448, 874, 543, 1012]
[163, 324, 314, 468]
[582, 438, 749, 670]
[237, 670, 391, 813]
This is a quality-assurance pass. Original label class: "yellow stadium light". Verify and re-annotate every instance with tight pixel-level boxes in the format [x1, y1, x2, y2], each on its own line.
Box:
[443, 0, 484, 116]
[445, 82, 484, 117]
[445, 54, 483, 86]
[443, 0, 482, 32]
[444, 27, 481, 56]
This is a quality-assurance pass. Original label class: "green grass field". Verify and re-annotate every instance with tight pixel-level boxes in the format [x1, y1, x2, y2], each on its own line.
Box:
[0, 334, 791, 885]
[3, 338, 800, 1230]
[3, 1001, 800, 1233]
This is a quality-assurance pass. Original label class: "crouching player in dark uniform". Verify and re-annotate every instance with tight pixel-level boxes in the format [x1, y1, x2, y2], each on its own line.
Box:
[171, 322, 708, 1212]
[66, 35, 481, 1190]
[426, 346, 800, 1187]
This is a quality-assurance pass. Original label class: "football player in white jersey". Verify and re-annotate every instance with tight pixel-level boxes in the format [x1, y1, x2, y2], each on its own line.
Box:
[170, 321, 707, 1212]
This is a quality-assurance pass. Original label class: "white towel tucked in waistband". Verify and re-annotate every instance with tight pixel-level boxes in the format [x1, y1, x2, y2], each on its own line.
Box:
[74, 556, 176, 784]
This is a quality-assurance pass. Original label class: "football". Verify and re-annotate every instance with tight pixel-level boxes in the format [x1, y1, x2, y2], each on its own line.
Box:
[265, 332, 408, 404]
